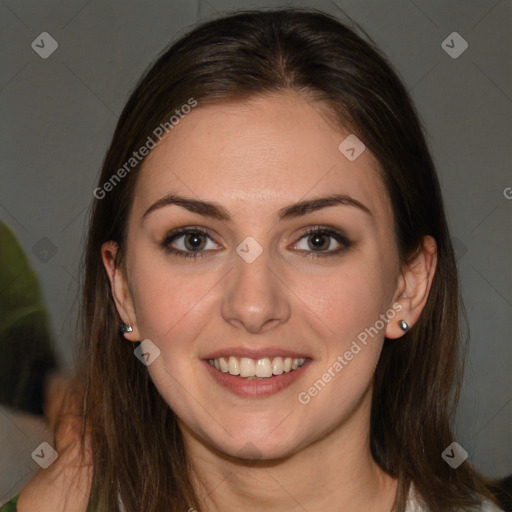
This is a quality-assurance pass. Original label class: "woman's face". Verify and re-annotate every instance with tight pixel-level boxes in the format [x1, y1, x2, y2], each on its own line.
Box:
[105, 92, 408, 460]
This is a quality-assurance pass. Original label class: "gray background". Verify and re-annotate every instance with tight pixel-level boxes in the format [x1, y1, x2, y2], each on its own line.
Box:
[1, 0, 511, 503]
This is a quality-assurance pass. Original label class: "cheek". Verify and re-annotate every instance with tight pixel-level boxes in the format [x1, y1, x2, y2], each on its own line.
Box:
[128, 257, 222, 371]
[294, 252, 395, 396]
[295, 257, 394, 347]
[128, 265, 220, 421]
[294, 277, 389, 438]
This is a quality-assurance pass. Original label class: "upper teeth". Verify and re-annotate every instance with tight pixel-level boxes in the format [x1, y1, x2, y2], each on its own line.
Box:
[208, 356, 307, 378]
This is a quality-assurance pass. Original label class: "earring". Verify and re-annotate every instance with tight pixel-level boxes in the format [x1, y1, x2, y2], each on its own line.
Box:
[120, 322, 133, 334]
[398, 320, 409, 332]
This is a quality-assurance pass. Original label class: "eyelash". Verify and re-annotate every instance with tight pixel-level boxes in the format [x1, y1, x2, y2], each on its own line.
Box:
[159, 225, 353, 260]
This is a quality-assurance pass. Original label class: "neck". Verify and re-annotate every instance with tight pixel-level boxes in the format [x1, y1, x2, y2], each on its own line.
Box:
[182, 386, 398, 512]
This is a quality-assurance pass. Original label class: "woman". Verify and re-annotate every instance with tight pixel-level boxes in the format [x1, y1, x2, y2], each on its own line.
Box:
[7, 7, 504, 512]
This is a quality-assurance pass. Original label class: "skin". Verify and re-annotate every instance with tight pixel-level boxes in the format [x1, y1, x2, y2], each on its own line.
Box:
[18, 380, 92, 512]
[19, 91, 437, 511]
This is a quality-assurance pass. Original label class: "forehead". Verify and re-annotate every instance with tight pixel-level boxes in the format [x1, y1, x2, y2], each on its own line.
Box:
[133, 92, 391, 224]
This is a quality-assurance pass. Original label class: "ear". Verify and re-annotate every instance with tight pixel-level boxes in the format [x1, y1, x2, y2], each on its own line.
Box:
[101, 241, 140, 342]
[386, 235, 438, 339]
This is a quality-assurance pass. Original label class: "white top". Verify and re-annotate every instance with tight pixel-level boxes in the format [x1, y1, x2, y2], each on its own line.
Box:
[405, 483, 504, 511]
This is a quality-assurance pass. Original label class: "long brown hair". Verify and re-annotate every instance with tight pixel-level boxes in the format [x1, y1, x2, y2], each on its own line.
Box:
[78, 7, 500, 511]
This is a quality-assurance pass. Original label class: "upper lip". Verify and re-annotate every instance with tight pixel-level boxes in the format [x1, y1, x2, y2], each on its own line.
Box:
[202, 346, 311, 360]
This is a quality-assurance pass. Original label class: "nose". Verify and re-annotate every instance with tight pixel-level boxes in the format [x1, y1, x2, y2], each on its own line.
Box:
[221, 244, 291, 334]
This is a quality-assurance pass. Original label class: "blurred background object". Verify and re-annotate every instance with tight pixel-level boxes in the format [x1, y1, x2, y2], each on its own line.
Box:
[0, 220, 59, 415]
[0, 219, 74, 505]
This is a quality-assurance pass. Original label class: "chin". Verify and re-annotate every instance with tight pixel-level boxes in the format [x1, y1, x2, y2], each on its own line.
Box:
[205, 428, 306, 463]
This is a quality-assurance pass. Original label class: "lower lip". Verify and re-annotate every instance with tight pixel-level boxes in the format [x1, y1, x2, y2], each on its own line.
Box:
[202, 359, 312, 398]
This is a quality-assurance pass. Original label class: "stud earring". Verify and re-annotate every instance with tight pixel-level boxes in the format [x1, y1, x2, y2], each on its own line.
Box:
[398, 320, 409, 332]
[120, 322, 133, 334]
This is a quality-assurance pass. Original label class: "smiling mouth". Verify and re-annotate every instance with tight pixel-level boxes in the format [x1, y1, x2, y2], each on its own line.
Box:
[207, 355, 308, 379]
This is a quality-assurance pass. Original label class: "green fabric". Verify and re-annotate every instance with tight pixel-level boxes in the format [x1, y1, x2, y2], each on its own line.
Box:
[0, 220, 58, 414]
[0, 494, 18, 511]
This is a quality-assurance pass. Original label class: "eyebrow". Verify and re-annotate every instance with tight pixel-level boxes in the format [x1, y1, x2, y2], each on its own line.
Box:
[142, 193, 372, 223]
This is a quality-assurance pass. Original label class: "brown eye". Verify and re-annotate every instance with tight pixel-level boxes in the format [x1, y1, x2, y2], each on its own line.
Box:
[306, 232, 331, 251]
[293, 227, 352, 258]
[182, 232, 207, 251]
[160, 227, 219, 260]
